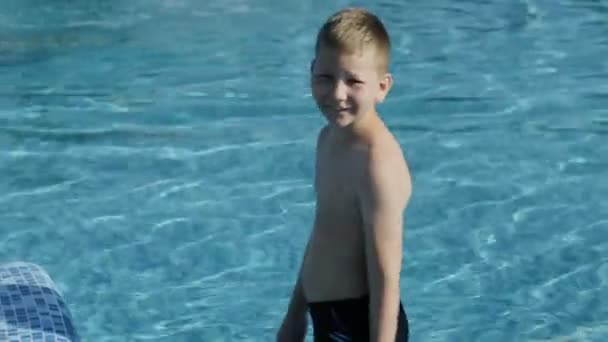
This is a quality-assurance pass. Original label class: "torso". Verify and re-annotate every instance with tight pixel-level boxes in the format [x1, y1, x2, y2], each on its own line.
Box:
[301, 127, 370, 303]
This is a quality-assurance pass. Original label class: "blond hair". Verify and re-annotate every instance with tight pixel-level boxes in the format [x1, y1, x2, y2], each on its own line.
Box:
[315, 7, 391, 72]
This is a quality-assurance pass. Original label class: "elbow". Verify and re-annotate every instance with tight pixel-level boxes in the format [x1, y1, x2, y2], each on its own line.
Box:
[368, 273, 400, 296]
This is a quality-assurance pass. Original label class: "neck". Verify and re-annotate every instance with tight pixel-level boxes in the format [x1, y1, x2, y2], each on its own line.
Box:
[330, 110, 383, 144]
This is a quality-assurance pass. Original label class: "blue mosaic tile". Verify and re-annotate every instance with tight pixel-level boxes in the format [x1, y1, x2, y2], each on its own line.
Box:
[0, 262, 80, 342]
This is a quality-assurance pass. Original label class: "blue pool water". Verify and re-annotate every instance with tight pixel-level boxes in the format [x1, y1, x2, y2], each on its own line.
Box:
[1, 0, 607, 341]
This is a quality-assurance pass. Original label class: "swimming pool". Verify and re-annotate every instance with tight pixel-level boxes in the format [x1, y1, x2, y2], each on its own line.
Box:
[1, 0, 607, 340]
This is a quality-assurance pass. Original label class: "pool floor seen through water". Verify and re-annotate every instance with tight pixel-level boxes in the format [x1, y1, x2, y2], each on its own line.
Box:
[0, 1, 607, 341]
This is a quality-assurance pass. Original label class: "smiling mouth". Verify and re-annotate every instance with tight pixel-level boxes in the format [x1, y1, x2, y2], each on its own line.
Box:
[327, 107, 350, 112]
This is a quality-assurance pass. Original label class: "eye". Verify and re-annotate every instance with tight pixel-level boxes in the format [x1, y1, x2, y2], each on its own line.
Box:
[314, 74, 333, 83]
[348, 78, 364, 85]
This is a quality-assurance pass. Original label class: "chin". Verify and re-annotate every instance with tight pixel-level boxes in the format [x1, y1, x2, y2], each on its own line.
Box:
[328, 117, 353, 128]
[328, 113, 356, 127]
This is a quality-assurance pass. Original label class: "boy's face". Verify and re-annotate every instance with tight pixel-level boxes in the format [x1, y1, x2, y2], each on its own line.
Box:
[310, 44, 392, 128]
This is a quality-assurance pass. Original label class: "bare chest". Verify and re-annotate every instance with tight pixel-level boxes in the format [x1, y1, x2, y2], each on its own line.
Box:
[315, 149, 359, 205]
[313, 146, 364, 233]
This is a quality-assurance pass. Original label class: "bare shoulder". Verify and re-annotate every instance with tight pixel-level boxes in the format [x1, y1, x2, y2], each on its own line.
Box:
[316, 125, 330, 147]
[359, 129, 412, 209]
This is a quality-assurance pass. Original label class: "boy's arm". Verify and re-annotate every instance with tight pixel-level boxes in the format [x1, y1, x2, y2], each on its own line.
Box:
[277, 239, 310, 341]
[359, 151, 411, 342]
[284, 240, 310, 319]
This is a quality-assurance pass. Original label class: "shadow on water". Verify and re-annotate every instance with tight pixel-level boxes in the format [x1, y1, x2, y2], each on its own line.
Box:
[0, 124, 193, 145]
[573, 0, 608, 13]
[0, 25, 131, 66]
[0, 0, 139, 66]
[533, 121, 608, 136]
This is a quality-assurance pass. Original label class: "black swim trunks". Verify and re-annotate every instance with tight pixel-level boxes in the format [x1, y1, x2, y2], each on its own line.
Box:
[308, 295, 409, 341]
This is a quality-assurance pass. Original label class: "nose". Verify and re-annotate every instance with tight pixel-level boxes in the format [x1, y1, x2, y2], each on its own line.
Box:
[332, 79, 348, 101]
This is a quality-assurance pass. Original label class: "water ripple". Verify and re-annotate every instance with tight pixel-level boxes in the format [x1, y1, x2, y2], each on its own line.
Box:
[1, 0, 607, 341]
[0, 177, 84, 203]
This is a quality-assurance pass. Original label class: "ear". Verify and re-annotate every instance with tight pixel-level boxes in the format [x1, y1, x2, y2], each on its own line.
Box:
[310, 58, 316, 73]
[376, 73, 393, 103]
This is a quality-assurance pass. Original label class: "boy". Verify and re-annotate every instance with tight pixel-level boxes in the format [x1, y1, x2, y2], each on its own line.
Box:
[277, 7, 412, 342]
